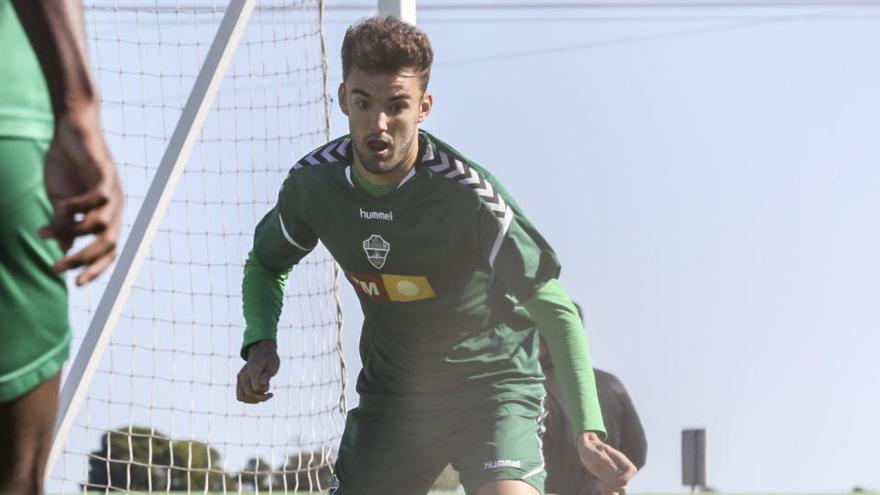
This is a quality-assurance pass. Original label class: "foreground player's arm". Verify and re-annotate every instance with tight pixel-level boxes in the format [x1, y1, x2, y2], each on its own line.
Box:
[523, 280, 637, 492]
[12, 0, 123, 285]
[238, 178, 316, 404]
[11, 0, 94, 117]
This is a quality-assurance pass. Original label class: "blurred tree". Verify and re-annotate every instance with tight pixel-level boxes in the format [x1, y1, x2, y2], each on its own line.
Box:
[168, 439, 227, 490]
[238, 456, 272, 491]
[85, 425, 235, 491]
[272, 451, 333, 491]
[85, 426, 171, 490]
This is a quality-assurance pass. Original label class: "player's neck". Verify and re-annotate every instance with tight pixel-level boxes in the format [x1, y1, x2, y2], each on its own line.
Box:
[353, 137, 420, 187]
[351, 166, 397, 197]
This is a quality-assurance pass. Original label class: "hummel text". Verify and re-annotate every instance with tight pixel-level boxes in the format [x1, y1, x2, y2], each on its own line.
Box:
[484, 459, 521, 470]
[359, 208, 393, 221]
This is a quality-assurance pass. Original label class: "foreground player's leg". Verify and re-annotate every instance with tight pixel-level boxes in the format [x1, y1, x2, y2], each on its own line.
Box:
[0, 372, 61, 494]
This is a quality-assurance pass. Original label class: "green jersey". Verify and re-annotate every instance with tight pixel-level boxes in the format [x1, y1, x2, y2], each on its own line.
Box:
[244, 130, 561, 410]
[0, 1, 53, 141]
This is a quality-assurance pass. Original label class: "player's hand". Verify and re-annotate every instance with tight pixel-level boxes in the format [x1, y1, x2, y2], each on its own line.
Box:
[576, 431, 637, 495]
[40, 105, 123, 286]
[237, 340, 280, 404]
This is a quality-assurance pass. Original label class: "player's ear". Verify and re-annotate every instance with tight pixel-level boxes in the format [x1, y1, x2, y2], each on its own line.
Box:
[417, 91, 432, 123]
[338, 83, 349, 116]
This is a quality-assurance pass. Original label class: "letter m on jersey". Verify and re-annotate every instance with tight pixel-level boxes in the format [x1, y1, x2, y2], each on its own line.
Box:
[346, 272, 390, 303]
[345, 271, 436, 303]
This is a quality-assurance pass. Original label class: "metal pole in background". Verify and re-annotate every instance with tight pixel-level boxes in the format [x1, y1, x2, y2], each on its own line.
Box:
[378, 0, 417, 24]
[682, 428, 707, 491]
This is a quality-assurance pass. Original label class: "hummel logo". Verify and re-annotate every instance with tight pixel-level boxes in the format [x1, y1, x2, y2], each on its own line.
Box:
[359, 208, 393, 222]
[484, 459, 521, 470]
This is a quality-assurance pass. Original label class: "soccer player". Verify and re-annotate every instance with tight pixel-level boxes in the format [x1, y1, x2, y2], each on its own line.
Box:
[0, 1, 123, 492]
[237, 16, 636, 495]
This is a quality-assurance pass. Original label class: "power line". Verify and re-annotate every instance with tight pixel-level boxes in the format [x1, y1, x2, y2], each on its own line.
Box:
[400, 13, 880, 23]
[88, 13, 880, 25]
[435, 9, 856, 67]
[329, 1, 880, 9]
[87, 1, 880, 15]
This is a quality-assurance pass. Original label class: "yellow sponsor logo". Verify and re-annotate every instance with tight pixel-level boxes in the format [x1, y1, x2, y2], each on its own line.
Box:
[381, 274, 436, 302]
[345, 271, 436, 303]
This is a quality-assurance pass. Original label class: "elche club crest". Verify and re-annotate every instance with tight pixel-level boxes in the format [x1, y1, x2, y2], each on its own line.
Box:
[363, 234, 390, 269]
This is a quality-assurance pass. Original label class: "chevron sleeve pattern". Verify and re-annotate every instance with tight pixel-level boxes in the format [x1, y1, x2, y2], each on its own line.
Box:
[419, 133, 561, 302]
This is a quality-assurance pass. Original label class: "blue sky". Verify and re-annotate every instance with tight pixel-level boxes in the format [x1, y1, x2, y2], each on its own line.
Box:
[50, 2, 880, 493]
[323, 2, 880, 492]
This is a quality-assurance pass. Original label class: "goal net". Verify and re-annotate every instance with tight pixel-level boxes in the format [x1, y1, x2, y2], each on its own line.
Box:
[47, 1, 346, 493]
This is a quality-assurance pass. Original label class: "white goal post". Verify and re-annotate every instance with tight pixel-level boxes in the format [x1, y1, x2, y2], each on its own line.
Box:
[47, 0, 257, 476]
[48, 1, 419, 492]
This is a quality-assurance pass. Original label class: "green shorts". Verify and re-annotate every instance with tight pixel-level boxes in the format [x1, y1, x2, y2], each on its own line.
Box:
[331, 395, 547, 495]
[0, 137, 70, 403]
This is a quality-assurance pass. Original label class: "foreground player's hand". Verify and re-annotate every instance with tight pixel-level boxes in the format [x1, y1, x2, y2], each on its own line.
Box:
[40, 106, 123, 286]
[237, 340, 280, 403]
[576, 431, 637, 495]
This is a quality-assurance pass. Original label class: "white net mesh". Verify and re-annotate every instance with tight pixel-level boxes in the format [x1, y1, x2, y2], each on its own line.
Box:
[48, 1, 345, 492]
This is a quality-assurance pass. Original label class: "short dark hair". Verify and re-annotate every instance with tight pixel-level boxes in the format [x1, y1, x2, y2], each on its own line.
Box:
[341, 16, 433, 90]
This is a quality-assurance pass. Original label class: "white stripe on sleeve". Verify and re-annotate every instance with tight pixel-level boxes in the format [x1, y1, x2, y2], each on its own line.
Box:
[278, 212, 311, 252]
[488, 207, 514, 268]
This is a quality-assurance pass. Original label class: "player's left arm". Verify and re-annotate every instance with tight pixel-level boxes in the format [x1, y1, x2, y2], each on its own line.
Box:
[523, 281, 638, 493]
[471, 180, 637, 491]
[523, 282, 603, 436]
[470, 180, 604, 438]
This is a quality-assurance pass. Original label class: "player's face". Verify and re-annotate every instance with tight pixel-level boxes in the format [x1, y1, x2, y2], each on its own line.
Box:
[338, 67, 432, 181]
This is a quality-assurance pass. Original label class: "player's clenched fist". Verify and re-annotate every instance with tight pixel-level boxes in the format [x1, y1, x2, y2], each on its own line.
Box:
[576, 431, 638, 495]
[237, 340, 280, 404]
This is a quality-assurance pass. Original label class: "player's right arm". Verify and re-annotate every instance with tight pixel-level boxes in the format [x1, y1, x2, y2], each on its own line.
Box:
[237, 174, 317, 404]
[12, 0, 123, 286]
